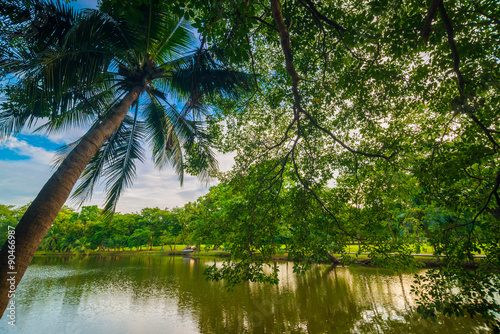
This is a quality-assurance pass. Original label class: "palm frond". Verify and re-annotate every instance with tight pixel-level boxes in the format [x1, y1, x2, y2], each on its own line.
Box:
[143, 96, 219, 185]
[1, 5, 129, 120]
[101, 113, 146, 219]
[0, 1, 29, 59]
[0, 0, 30, 25]
[166, 48, 254, 106]
[54, 9, 130, 90]
[51, 136, 81, 170]
[0, 107, 38, 140]
[143, 98, 185, 182]
[148, 16, 193, 63]
[50, 93, 123, 170]
[1, 47, 105, 122]
[0, 0, 77, 52]
[67, 116, 127, 204]
[183, 129, 219, 185]
[64, 113, 146, 220]
[0, 85, 50, 138]
[78, 8, 131, 51]
[99, 0, 193, 60]
[33, 87, 119, 135]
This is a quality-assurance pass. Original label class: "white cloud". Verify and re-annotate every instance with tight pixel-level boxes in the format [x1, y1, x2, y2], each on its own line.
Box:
[0, 137, 54, 165]
[19, 118, 89, 145]
[84, 150, 236, 213]
[0, 143, 236, 215]
[218, 150, 237, 172]
[0, 158, 54, 206]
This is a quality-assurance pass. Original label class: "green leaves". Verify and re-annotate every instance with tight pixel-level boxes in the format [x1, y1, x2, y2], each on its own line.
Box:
[172, 0, 500, 323]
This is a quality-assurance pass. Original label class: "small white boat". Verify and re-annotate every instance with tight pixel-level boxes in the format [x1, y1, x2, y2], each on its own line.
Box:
[182, 246, 196, 253]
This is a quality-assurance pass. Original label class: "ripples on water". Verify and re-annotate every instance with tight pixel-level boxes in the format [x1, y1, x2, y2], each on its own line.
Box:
[0, 255, 490, 333]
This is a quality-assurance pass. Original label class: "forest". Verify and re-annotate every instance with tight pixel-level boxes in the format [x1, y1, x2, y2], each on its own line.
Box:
[0, 0, 499, 328]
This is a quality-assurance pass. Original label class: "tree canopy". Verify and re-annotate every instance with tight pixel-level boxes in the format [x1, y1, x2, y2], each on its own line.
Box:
[166, 0, 500, 325]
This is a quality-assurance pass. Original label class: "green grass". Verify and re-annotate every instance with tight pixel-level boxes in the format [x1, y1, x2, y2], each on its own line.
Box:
[35, 244, 228, 257]
[35, 243, 482, 268]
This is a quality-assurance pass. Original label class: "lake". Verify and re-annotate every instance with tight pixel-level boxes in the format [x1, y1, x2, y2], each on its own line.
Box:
[0, 255, 490, 333]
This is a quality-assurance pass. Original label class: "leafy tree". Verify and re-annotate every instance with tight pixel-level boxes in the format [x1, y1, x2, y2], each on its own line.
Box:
[176, 0, 500, 325]
[127, 228, 153, 250]
[0, 205, 24, 247]
[39, 229, 58, 252]
[162, 209, 183, 251]
[140, 207, 169, 250]
[72, 238, 92, 255]
[38, 206, 78, 251]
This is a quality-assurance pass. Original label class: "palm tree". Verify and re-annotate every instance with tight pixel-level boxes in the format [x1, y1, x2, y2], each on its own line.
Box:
[39, 228, 59, 252]
[0, 0, 252, 316]
[72, 239, 92, 255]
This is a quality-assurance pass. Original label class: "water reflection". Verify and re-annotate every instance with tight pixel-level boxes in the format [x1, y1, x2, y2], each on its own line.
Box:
[0, 255, 489, 333]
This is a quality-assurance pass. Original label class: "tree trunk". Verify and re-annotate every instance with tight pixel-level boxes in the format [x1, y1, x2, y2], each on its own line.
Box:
[0, 85, 144, 318]
[327, 252, 341, 265]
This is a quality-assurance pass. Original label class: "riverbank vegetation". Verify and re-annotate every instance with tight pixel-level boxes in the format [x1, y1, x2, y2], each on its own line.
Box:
[0, 191, 487, 265]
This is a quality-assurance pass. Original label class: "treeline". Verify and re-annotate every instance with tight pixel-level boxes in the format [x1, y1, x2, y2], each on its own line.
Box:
[0, 169, 483, 262]
[0, 204, 186, 253]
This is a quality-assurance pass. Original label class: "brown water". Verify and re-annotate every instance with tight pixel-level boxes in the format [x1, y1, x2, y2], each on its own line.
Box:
[0, 255, 490, 333]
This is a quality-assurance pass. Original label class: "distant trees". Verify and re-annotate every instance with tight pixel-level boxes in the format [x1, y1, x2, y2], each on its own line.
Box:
[0, 205, 25, 247]
[0, 205, 186, 253]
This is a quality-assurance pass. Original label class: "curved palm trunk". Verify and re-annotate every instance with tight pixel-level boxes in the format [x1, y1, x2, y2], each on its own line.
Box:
[0, 85, 144, 318]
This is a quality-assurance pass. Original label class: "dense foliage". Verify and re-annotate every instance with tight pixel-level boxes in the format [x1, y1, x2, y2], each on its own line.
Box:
[0, 204, 183, 253]
[172, 0, 500, 327]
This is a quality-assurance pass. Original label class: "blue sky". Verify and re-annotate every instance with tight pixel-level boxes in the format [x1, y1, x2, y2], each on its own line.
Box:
[0, 0, 234, 213]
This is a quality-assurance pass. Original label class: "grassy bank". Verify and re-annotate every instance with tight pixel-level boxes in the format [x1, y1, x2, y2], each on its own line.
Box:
[34, 244, 467, 268]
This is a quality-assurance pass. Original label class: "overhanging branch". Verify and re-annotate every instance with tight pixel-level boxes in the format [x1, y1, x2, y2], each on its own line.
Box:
[270, 0, 395, 160]
[422, 0, 441, 44]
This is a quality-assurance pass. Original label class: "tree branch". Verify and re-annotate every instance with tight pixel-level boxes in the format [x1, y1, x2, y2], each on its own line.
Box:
[299, 0, 346, 34]
[249, 15, 278, 31]
[438, 2, 499, 150]
[438, 0, 465, 96]
[472, 1, 500, 25]
[422, 0, 441, 44]
[270, 0, 394, 160]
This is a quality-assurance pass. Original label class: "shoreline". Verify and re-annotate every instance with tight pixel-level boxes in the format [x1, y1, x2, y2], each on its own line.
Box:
[33, 249, 479, 269]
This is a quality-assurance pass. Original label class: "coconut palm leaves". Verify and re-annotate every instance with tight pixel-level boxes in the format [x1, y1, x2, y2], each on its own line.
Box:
[65, 96, 219, 219]
[0, 0, 76, 54]
[64, 113, 146, 216]
[168, 48, 253, 111]
[0, 0, 253, 219]
[1, 3, 124, 126]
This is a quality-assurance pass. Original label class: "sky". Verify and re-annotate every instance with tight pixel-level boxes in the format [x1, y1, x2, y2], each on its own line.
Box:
[0, 0, 235, 213]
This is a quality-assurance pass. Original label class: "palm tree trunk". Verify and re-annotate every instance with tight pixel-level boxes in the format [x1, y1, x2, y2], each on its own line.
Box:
[0, 85, 144, 318]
